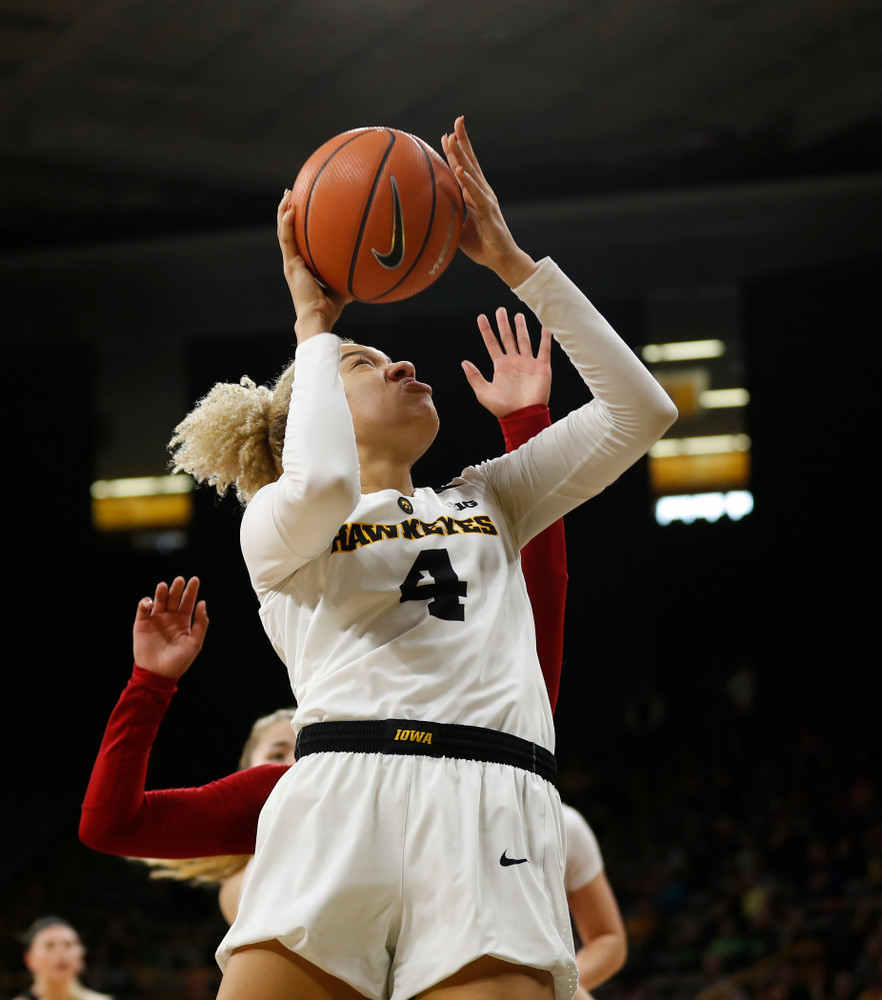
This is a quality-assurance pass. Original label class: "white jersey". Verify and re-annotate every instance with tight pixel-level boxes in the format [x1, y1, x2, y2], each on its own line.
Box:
[240, 257, 676, 751]
[563, 803, 604, 893]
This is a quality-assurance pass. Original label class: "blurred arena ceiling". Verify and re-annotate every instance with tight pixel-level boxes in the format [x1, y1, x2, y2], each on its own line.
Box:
[1, 0, 881, 253]
[3, 0, 882, 486]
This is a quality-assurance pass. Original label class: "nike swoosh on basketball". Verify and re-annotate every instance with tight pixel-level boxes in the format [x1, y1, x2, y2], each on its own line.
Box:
[371, 175, 405, 269]
[499, 851, 529, 867]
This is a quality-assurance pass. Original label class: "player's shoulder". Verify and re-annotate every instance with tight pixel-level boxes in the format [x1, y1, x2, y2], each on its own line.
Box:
[562, 802, 597, 841]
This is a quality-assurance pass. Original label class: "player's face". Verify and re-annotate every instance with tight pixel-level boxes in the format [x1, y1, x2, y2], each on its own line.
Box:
[25, 925, 85, 982]
[248, 719, 296, 766]
[340, 344, 439, 458]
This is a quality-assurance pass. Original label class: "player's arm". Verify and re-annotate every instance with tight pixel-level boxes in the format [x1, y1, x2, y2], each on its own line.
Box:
[79, 579, 283, 858]
[569, 872, 628, 991]
[500, 404, 567, 711]
[499, 403, 567, 711]
[79, 661, 285, 857]
[240, 199, 361, 596]
[465, 311, 567, 712]
[467, 267, 677, 550]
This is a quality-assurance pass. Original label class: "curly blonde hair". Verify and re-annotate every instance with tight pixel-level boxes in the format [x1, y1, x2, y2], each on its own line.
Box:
[169, 339, 354, 506]
[168, 361, 296, 506]
[133, 708, 296, 887]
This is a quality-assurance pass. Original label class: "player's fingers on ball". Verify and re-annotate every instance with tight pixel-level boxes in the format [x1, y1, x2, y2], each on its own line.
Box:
[451, 118, 475, 164]
[278, 222, 296, 255]
[453, 117, 485, 181]
[276, 189, 293, 230]
[445, 131, 467, 171]
[277, 194, 297, 243]
[458, 168, 493, 214]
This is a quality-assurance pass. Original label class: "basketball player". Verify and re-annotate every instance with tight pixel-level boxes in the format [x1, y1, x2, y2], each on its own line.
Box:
[83, 329, 616, 996]
[562, 804, 628, 996]
[165, 115, 676, 1000]
[119, 703, 296, 925]
[80, 581, 625, 999]
[85, 322, 563, 924]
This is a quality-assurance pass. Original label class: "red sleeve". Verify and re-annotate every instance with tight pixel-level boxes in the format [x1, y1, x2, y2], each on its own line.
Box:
[498, 405, 568, 712]
[79, 665, 287, 858]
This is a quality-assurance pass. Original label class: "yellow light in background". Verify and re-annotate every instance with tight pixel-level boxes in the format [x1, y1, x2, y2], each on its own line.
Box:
[699, 387, 750, 409]
[650, 434, 751, 457]
[649, 435, 751, 495]
[90, 476, 193, 533]
[641, 339, 726, 363]
[654, 368, 708, 419]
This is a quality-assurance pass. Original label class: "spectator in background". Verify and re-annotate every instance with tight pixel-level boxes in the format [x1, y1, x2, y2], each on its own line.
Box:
[12, 916, 113, 1000]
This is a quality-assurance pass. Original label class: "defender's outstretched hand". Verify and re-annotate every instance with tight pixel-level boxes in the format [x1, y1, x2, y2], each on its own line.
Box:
[442, 116, 537, 288]
[463, 308, 553, 418]
[132, 576, 209, 679]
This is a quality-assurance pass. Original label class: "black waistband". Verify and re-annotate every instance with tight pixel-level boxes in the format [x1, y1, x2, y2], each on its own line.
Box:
[295, 718, 556, 785]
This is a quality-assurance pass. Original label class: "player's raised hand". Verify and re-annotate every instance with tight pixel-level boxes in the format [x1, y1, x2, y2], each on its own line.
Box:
[277, 190, 349, 341]
[462, 307, 553, 418]
[442, 116, 537, 288]
[132, 577, 209, 679]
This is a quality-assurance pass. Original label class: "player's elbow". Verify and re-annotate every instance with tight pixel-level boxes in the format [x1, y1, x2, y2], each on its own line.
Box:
[79, 810, 113, 853]
[647, 391, 679, 439]
[79, 808, 133, 856]
[610, 931, 628, 975]
[628, 391, 678, 456]
[281, 468, 360, 520]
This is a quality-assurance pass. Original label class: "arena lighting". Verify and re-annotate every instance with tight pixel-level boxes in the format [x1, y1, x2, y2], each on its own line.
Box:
[650, 433, 751, 458]
[641, 339, 726, 363]
[90, 476, 193, 533]
[90, 475, 192, 499]
[655, 491, 754, 525]
[699, 387, 750, 408]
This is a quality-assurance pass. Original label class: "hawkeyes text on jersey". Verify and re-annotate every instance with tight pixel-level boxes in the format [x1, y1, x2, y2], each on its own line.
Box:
[330, 513, 498, 553]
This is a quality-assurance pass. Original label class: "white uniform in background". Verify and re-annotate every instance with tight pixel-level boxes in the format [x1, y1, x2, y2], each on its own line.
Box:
[563, 803, 605, 893]
[217, 258, 676, 1000]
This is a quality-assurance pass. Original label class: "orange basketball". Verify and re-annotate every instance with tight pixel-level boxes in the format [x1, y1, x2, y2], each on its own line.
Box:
[290, 127, 466, 304]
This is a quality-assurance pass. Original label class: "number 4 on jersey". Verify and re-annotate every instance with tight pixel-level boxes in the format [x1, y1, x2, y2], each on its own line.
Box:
[399, 549, 467, 621]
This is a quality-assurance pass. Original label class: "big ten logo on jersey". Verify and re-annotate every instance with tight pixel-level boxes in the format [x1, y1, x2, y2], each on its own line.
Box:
[447, 499, 477, 512]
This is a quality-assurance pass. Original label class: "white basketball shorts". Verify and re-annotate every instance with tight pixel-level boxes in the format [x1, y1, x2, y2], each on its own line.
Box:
[216, 749, 578, 999]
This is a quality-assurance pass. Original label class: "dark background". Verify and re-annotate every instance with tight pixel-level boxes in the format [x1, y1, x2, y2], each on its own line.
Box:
[1, 1, 879, 995]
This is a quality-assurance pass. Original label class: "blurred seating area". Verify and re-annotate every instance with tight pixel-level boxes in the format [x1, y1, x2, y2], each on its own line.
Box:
[563, 657, 882, 1000]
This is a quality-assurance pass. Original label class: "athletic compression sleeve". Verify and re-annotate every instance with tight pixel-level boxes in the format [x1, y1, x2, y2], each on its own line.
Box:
[79, 666, 286, 858]
[500, 404, 567, 712]
[241, 333, 361, 593]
